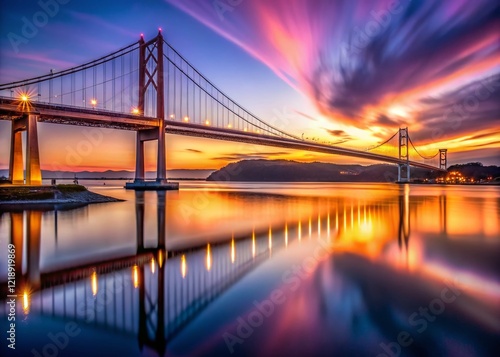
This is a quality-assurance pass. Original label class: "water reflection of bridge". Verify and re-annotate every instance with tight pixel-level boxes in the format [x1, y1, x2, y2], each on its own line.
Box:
[0, 186, 452, 355]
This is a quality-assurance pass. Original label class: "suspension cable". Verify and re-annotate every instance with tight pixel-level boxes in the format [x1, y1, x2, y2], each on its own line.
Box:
[366, 130, 399, 151]
[408, 134, 439, 159]
[0, 41, 140, 90]
[163, 41, 301, 140]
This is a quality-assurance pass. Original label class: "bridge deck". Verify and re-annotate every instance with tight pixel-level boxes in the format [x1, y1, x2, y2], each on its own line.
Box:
[0, 97, 444, 172]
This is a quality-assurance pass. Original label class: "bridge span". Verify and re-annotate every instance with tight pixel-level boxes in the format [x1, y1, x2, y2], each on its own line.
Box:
[0, 31, 447, 186]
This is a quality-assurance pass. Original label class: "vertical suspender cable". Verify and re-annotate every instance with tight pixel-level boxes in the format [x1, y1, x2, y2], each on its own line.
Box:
[112, 59, 115, 111]
[121, 55, 124, 112]
[103, 62, 107, 109]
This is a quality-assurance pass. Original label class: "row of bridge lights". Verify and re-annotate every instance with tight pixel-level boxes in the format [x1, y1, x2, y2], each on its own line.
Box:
[16, 94, 261, 133]
[17, 92, 100, 107]
[166, 114, 259, 133]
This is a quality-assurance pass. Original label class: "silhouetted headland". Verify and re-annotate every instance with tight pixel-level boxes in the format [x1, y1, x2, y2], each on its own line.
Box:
[207, 160, 500, 183]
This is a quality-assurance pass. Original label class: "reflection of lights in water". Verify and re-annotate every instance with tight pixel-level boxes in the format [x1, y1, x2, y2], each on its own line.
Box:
[252, 231, 256, 257]
[318, 214, 321, 236]
[268, 227, 273, 250]
[359, 221, 373, 235]
[158, 249, 164, 268]
[336, 209, 339, 230]
[91, 271, 98, 296]
[133, 265, 139, 288]
[151, 258, 155, 274]
[351, 204, 354, 228]
[298, 221, 302, 241]
[308, 217, 312, 238]
[358, 203, 361, 226]
[343, 206, 347, 230]
[404, 185, 410, 231]
[23, 291, 30, 315]
[327, 213, 330, 238]
[231, 239, 236, 263]
[181, 255, 187, 278]
[364, 203, 367, 225]
[206, 244, 212, 271]
[285, 223, 288, 247]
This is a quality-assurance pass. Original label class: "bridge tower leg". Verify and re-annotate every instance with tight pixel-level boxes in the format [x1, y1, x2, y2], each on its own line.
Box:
[439, 149, 447, 170]
[9, 126, 23, 184]
[9, 114, 42, 185]
[397, 127, 410, 183]
[132, 30, 169, 186]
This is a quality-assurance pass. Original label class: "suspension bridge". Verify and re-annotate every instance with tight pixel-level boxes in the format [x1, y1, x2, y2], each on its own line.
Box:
[0, 31, 448, 187]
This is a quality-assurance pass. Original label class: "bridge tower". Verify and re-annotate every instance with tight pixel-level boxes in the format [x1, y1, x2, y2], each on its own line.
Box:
[9, 113, 42, 185]
[127, 30, 177, 189]
[398, 127, 410, 182]
[439, 149, 447, 170]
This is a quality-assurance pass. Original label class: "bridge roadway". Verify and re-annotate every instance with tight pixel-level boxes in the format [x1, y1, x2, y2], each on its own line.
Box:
[0, 97, 444, 172]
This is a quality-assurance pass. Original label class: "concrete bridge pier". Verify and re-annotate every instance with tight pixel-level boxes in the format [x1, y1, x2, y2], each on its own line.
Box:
[9, 114, 42, 185]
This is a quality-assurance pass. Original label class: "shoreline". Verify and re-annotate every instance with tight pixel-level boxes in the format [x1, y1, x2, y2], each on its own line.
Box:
[0, 184, 123, 206]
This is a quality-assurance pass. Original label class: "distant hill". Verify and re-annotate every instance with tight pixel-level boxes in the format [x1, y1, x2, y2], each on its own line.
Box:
[0, 169, 215, 180]
[207, 160, 439, 182]
[446, 163, 500, 180]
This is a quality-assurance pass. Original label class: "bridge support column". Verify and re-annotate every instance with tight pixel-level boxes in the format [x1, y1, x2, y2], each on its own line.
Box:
[156, 32, 166, 182]
[135, 134, 145, 182]
[439, 149, 447, 170]
[26, 114, 41, 185]
[126, 31, 177, 190]
[398, 127, 410, 183]
[9, 114, 42, 185]
[9, 128, 23, 184]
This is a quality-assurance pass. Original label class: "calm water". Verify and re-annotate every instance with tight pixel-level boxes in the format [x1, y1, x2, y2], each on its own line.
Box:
[0, 182, 499, 357]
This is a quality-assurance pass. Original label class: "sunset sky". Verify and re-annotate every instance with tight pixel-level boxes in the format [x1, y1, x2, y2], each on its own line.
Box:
[0, 0, 499, 172]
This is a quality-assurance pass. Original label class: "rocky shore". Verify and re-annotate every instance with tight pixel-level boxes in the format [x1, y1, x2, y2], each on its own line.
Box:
[0, 184, 122, 205]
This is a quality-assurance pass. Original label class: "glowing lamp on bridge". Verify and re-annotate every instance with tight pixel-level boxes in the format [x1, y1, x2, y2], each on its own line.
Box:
[244, 128, 248, 132]
[183, 116, 189, 122]
[205, 120, 210, 126]
[90, 98, 97, 107]
[227, 123, 232, 129]
[169, 114, 175, 119]
[20, 93, 30, 102]
[131, 107, 140, 115]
